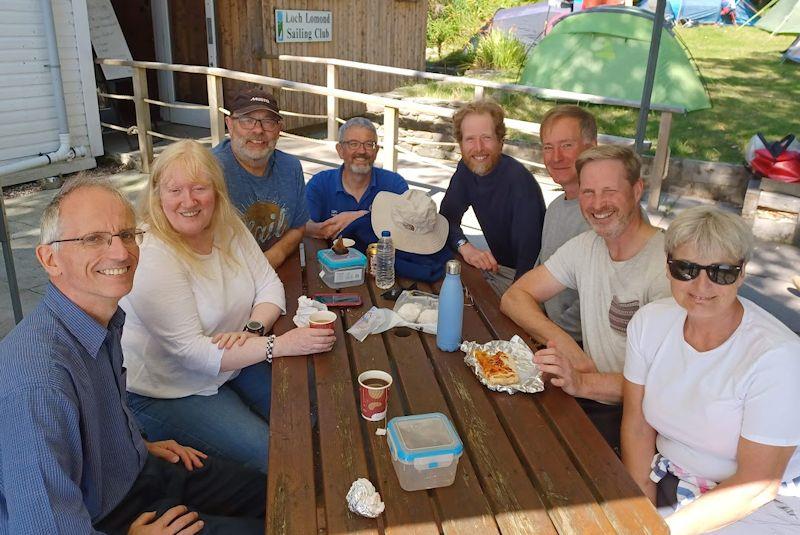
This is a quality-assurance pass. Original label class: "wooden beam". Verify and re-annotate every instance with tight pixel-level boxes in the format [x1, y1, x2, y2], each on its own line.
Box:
[647, 111, 673, 211]
[131, 66, 153, 173]
[207, 74, 226, 147]
[326, 64, 338, 141]
[383, 106, 399, 172]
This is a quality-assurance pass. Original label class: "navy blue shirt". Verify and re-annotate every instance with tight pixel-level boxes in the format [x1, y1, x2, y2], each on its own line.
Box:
[305, 165, 408, 233]
[0, 284, 147, 534]
[440, 154, 546, 278]
[212, 139, 309, 251]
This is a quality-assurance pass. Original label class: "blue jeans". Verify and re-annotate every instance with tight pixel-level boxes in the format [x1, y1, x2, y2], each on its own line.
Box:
[127, 362, 272, 474]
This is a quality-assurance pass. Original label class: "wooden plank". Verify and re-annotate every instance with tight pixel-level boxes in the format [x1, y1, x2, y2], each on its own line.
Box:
[385, 278, 558, 535]
[266, 251, 317, 535]
[339, 277, 441, 535]
[443, 281, 616, 534]
[368, 281, 501, 535]
[326, 64, 338, 140]
[207, 74, 225, 147]
[383, 106, 399, 172]
[305, 238, 380, 534]
[460, 267, 668, 534]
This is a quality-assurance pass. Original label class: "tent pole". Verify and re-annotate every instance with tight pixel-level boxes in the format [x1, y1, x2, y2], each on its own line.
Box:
[635, 0, 667, 209]
[634, 0, 667, 154]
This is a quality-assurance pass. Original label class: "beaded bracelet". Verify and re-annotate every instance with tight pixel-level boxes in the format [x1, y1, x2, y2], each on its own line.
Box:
[265, 334, 276, 364]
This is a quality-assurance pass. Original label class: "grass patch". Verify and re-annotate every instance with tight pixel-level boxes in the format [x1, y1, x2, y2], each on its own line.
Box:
[412, 25, 799, 163]
[473, 31, 528, 73]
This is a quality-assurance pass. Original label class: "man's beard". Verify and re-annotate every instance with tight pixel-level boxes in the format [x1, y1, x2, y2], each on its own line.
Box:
[348, 163, 372, 175]
[464, 152, 500, 176]
[231, 135, 276, 165]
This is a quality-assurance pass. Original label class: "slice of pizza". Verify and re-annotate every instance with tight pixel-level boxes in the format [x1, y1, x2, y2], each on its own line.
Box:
[475, 349, 519, 386]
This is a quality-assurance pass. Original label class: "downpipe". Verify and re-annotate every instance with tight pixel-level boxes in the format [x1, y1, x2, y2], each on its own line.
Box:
[0, 134, 88, 177]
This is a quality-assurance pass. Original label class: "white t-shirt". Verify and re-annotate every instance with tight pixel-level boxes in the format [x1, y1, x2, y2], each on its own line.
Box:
[545, 230, 669, 373]
[625, 297, 800, 483]
[120, 230, 286, 398]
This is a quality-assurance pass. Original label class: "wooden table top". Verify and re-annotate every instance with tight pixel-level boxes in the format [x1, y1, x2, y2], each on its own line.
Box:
[267, 238, 667, 535]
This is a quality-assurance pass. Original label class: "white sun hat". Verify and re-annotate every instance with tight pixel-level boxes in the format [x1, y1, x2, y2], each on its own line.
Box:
[370, 190, 449, 254]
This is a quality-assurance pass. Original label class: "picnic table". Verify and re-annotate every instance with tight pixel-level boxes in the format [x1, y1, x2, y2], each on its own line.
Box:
[267, 237, 667, 534]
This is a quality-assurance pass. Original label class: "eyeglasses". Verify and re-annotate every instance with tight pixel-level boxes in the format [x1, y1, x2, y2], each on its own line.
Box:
[234, 116, 281, 132]
[340, 140, 379, 151]
[49, 229, 145, 249]
[667, 256, 743, 285]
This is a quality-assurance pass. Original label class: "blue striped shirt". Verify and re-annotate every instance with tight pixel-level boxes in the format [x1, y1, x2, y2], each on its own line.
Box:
[0, 283, 147, 534]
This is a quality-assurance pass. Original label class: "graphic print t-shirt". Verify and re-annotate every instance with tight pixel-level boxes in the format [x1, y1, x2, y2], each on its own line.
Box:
[213, 139, 309, 251]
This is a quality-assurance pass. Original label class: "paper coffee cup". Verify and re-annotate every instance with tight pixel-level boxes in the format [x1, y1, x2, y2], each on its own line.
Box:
[358, 370, 393, 421]
[309, 310, 337, 330]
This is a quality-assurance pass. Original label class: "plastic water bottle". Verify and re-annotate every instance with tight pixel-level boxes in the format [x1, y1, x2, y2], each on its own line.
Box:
[375, 230, 395, 290]
[437, 260, 463, 352]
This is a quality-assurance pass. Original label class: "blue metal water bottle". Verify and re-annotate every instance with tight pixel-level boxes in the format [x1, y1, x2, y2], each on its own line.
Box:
[437, 260, 464, 352]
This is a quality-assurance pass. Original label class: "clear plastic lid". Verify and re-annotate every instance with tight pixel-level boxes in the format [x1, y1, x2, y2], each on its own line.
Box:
[317, 248, 367, 270]
[387, 412, 463, 463]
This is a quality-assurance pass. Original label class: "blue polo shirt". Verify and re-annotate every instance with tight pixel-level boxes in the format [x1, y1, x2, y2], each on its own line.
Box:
[306, 166, 408, 226]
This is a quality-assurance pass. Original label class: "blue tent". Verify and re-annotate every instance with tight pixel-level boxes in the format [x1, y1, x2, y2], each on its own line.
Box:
[664, 0, 757, 24]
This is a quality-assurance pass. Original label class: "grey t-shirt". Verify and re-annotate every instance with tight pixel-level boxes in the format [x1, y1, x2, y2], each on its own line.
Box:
[544, 229, 670, 374]
[536, 193, 589, 342]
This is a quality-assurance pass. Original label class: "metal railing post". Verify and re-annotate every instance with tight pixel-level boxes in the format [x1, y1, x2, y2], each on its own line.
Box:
[647, 111, 673, 211]
[326, 64, 338, 140]
[382, 106, 399, 172]
[132, 66, 154, 172]
[207, 74, 226, 147]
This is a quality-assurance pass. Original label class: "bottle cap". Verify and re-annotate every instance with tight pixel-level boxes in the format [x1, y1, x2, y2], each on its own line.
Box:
[446, 259, 461, 275]
[381, 230, 390, 237]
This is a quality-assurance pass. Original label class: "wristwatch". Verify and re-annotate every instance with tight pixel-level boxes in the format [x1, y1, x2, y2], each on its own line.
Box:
[455, 237, 469, 249]
[244, 320, 265, 337]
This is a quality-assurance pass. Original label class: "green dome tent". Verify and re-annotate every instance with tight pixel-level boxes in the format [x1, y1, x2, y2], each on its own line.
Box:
[520, 7, 711, 112]
[755, 0, 800, 34]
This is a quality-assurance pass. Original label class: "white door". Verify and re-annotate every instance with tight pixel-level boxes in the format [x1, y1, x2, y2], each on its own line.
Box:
[152, 0, 218, 127]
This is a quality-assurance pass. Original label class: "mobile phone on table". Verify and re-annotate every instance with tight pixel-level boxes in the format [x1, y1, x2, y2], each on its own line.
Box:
[312, 293, 363, 308]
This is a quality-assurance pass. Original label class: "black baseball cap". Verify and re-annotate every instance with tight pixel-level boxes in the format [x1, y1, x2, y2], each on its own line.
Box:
[228, 88, 282, 119]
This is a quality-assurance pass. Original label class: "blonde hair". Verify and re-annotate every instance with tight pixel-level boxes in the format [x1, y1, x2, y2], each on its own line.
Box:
[575, 145, 641, 185]
[140, 139, 248, 272]
[665, 206, 754, 263]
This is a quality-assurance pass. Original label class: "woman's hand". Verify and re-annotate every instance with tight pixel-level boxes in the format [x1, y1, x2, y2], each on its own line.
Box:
[211, 330, 258, 349]
[274, 327, 336, 357]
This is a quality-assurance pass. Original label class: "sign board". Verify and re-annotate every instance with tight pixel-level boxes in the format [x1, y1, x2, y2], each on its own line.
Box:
[275, 10, 332, 43]
[87, 0, 133, 80]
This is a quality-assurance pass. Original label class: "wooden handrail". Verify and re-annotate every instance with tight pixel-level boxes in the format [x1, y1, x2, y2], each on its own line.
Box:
[270, 54, 687, 115]
[94, 57, 671, 208]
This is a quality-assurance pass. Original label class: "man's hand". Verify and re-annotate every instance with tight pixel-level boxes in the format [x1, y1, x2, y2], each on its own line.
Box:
[128, 506, 204, 535]
[145, 440, 207, 471]
[322, 211, 369, 239]
[459, 242, 499, 272]
[533, 341, 586, 397]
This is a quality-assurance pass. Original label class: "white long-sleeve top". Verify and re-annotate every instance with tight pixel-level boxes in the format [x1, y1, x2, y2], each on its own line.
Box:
[120, 230, 286, 398]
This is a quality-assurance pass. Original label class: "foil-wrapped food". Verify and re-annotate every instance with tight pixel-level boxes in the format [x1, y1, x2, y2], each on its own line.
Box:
[461, 336, 545, 394]
[346, 478, 385, 518]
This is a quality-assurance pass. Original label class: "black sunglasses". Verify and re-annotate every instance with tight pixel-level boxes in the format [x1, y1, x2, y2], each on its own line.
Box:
[667, 256, 743, 286]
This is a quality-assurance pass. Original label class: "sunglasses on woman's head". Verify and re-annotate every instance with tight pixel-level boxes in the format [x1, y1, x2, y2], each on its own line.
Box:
[667, 256, 743, 286]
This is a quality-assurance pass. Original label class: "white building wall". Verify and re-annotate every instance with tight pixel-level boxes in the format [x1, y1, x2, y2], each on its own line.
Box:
[0, 0, 101, 186]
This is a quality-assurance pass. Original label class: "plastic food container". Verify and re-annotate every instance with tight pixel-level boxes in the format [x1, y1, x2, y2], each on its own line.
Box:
[386, 412, 463, 491]
[317, 248, 367, 289]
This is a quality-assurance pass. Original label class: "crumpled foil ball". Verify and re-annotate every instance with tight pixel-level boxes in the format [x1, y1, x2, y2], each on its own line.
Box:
[346, 478, 385, 518]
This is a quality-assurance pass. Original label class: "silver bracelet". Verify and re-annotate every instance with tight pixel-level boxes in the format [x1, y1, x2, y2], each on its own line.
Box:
[265, 334, 276, 364]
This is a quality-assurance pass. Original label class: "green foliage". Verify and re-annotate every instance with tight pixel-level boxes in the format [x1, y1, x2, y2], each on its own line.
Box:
[472, 31, 527, 73]
[427, 0, 529, 55]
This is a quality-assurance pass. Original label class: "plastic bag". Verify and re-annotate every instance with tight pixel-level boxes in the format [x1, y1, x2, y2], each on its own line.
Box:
[393, 290, 438, 333]
[347, 291, 439, 342]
